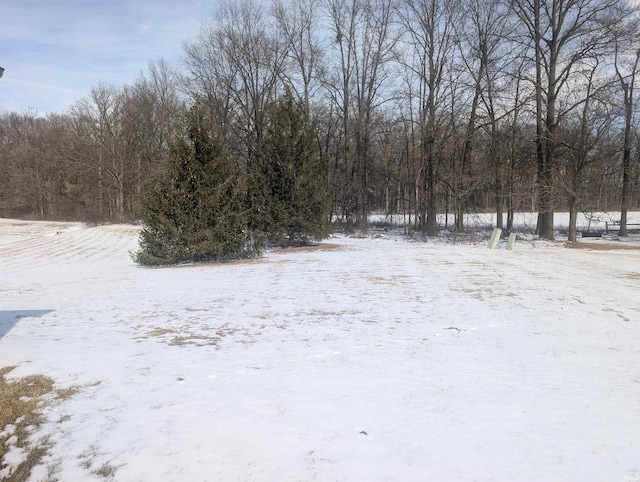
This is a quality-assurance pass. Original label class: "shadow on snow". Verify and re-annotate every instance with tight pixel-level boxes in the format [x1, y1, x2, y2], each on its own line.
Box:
[0, 310, 54, 339]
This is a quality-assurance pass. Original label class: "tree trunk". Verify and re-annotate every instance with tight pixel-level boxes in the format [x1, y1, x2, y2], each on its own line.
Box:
[495, 159, 503, 230]
[568, 196, 577, 242]
[620, 80, 633, 237]
[426, 154, 438, 237]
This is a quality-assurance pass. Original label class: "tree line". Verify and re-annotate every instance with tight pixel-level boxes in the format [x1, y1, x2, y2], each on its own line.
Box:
[2, 0, 640, 241]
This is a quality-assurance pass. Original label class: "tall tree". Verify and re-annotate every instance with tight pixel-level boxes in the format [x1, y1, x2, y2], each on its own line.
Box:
[323, 0, 397, 230]
[510, 0, 623, 239]
[454, 0, 512, 232]
[562, 57, 615, 241]
[70, 84, 131, 220]
[182, 0, 288, 164]
[134, 103, 259, 266]
[613, 10, 640, 237]
[273, 0, 324, 116]
[128, 60, 185, 214]
[259, 90, 332, 244]
[397, 0, 459, 236]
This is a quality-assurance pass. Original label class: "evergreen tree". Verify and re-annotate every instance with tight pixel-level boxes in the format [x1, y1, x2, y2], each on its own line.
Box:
[134, 104, 260, 265]
[258, 91, 332, 245]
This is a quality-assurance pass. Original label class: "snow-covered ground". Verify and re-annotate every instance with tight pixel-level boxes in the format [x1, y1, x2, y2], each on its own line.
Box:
[370, 210, 640, 234]
[1, 217, 640, 481]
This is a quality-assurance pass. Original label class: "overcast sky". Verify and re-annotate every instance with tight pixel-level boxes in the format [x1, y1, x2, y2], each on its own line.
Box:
[0, 0, 215, 116]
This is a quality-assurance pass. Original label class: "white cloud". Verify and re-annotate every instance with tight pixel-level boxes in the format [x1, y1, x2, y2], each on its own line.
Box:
[0, 0, 212, 115]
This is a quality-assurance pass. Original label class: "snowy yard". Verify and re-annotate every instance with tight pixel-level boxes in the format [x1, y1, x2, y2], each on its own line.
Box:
[1, 217, 640, 481]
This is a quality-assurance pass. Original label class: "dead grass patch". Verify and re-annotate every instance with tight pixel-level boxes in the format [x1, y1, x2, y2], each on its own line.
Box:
[1, 367, 54, 481]
[77, 443, 121, 480]
[137, 323, 243, 347]
[0, 367, 87, 481]
[273, 243, 343, 254]
[565, 241, 640, 251]
[170, 324, 242, 347]
[144, 327, 178, 338]
[168, 334, 221, 347]
[364, 274, 411, 285]
[93, 461, 119, 478]
[306, 309, 360, 318]
[146, 257, 264, 270]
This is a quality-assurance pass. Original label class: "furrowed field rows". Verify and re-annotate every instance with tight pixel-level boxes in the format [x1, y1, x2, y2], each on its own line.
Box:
[0, 222, 139, 269]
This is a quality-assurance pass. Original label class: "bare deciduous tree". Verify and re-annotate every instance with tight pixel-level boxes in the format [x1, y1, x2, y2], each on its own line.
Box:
[510, 0, 624, 239]
[613, 9, 640, 236]
[273, 0, 324, 117]
[322, 0, 397, 230]
[182, 0, 289, 165]
[397, 0, 459, 236]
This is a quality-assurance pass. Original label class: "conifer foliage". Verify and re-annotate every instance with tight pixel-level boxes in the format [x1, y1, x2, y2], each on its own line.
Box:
[134, 104, 259, 265]
[134, 93, 332, 266]
[259, 91, 332, 245]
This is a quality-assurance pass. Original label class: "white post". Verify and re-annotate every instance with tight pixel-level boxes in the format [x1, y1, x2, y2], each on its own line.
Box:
[487, 228, 502, 249]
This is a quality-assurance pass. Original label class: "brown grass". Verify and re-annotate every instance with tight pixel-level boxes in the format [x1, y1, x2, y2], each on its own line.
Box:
[136, 323, 244, 348]
[273, 243, 343, 254]
[565, 241, 640, 251]
[0, 367, 82, 481]
[0, 366, 54, 481]
[168, 334, 221, 346]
